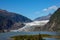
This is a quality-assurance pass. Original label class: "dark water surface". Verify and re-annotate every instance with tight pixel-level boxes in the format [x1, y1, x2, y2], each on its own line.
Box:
[0, 31, 60, 40]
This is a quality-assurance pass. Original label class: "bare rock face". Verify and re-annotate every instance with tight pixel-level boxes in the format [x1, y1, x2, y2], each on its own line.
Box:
[43, 8, 60, 32]
[0, 9, 32, 33]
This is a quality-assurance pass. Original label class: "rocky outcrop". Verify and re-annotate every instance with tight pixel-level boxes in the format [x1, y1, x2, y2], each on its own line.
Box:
[42, 8, 60, 32]
[0, 9, 32, 32]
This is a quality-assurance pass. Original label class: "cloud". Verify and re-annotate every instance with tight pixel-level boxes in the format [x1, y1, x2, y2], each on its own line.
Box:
[34, 5, 58, 14]
[35, 11, 41, 14]
[43, 9, 47, 12]
[43, 5, 58, 12]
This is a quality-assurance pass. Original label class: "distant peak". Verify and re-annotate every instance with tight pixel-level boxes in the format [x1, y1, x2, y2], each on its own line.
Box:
[57, 8, 60, 11]
[48, 13, 52, 15]
[58, 8, 60, 9]
[0, 9, 7, 12]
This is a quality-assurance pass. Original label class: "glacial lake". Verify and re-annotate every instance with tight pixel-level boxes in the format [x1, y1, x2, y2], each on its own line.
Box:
[0, 31, 60, 40]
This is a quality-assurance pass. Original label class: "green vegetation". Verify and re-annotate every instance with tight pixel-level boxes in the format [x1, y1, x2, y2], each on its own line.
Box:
[11, 34, 51, 40]
[11, 34, 60, 40]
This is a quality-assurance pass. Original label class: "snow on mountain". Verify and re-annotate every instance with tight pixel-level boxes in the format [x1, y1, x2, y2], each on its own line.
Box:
[18, 20, 49, 32]
[34, 14, 52, 21]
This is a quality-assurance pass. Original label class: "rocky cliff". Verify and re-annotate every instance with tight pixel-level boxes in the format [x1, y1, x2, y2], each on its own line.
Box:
[42, 8, 60, 32]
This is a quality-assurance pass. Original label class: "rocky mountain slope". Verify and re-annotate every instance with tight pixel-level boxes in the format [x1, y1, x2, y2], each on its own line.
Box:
[0, 9, 32, 32]
[34, 14, 52, 21]
[42, 8, 60, 32]
[18, 8, 60, 32]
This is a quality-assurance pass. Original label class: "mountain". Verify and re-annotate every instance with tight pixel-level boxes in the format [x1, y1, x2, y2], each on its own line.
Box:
[18, 8, 60, 32]
[0, 9, 32, 32]
[42, 8, 60, 32]
[18, 20, 49, 32]
[34, 14, 52, 21]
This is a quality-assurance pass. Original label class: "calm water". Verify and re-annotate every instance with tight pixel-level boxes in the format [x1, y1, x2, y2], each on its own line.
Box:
[0, 31, 60, 40]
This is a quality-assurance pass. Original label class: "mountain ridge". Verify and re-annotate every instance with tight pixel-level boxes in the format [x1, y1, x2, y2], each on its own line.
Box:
[34, 14, 52, 21]
[42, 8, 60, 32]
[0, 9, 32, 32]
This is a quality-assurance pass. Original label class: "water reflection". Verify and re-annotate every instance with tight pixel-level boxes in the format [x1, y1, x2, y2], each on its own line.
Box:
[0, 32, 60, 40]
[44, 38, 60, 40]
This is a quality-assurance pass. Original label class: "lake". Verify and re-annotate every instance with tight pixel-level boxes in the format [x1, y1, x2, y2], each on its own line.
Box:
[0, 31, 60, 40]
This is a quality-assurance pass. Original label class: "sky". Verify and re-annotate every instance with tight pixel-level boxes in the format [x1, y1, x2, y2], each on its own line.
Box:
[0, 0, 60, 20]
